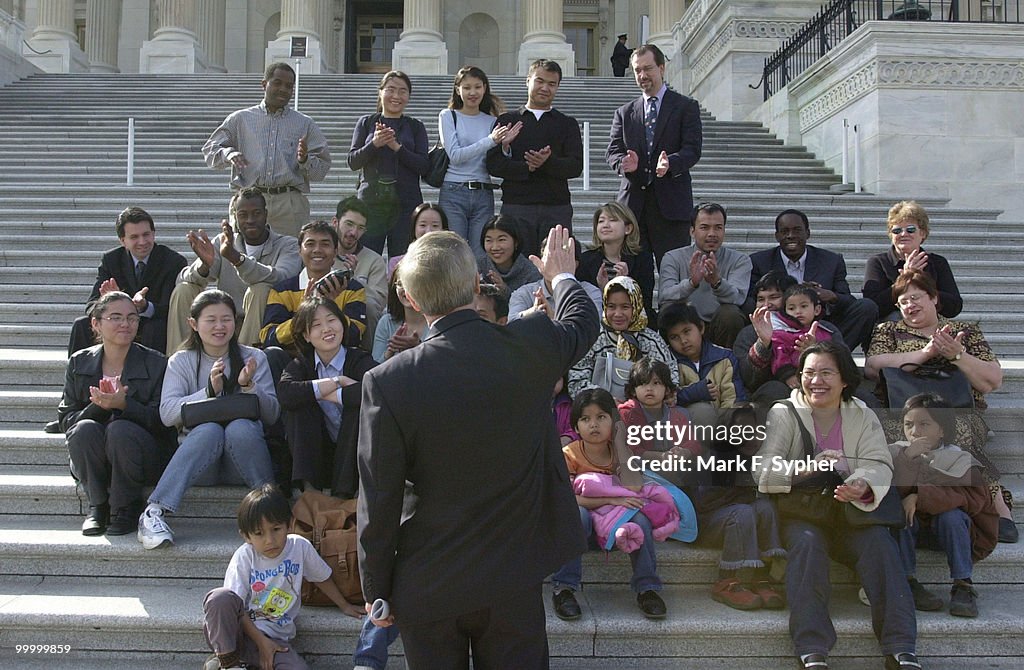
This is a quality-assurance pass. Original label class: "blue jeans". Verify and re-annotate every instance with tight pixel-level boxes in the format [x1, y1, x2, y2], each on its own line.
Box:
[439, 182, 495, 259]
[897, 509, 973, 581]
[699, 498, 785, 570]
[551, 505, 662, 594]
[148, 419, 273, 513]
[352, 614, 400, 670]
[783, 520, 916, 657]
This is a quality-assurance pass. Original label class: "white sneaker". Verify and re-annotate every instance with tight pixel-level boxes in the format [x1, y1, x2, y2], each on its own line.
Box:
[137, 506, 174, 549]
[202, 657, 242, 670]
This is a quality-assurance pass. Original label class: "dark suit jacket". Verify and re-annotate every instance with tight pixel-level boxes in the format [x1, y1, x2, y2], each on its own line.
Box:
[606, 88, 703, 221]
[357, 279, 599, 625]
[56, 343, 174, 446]
[82, 244, 188, 353]
[277, 347, 377, 497]
[745, 245, 856, 315]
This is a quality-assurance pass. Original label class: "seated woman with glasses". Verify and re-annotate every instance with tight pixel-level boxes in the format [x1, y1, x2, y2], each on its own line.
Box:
[865, 271, 1014, 542]
[57, 291, 176, 536]
[757, 341, 919, 670]
[862, 200, 963, 321]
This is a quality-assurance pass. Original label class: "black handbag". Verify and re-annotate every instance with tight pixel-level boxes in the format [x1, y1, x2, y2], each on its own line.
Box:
[879, 362, 974, 410]
[423, 110, 455, 188]
[770, 401, 905, 530]
[181, 393, 260, 429]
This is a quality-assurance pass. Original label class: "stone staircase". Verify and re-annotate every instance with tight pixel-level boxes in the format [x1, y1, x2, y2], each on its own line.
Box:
[0, 73, 1021, 668]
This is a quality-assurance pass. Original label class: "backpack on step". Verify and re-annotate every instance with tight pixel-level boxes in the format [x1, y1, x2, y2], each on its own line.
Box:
[291, 490, 364, 606]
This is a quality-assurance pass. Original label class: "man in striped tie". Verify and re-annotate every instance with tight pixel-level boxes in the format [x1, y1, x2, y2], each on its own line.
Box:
[203, 62, 331, 239]
[606, 44, 703, 271]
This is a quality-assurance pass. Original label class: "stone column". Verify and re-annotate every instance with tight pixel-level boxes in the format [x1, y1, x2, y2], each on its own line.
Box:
[22, 0, 89, 73]
[315, 0, 334, 72]
[139, 0, 209, 72]
[392, 0, 448, 75]
[517, 0, 575, 76]
[195, 0, 225, 72]
[86, 0, 122, 72]
[649, 0, 685, 56]
[266, 0, 326, 73]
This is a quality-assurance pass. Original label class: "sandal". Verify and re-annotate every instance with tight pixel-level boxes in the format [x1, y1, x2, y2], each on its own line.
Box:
[797, 653, 829, 669]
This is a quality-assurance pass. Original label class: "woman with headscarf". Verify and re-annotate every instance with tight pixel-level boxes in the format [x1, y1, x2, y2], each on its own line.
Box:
[568, 276, 678, 400]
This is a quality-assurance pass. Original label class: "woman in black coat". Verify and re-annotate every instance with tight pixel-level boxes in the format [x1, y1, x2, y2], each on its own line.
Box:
[57, 291, 174, 536]
[277, 296, 377, 497]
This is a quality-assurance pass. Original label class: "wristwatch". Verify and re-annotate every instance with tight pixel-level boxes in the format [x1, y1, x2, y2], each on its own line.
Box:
[710, 279, 723, 290]
[952, 349, 963, 361]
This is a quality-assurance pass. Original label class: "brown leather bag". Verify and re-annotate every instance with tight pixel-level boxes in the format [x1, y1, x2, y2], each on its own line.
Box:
[291, 490, 364, 606]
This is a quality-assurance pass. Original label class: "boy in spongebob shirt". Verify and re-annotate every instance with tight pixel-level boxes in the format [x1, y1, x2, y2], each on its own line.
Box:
[203, 484, 362, 669]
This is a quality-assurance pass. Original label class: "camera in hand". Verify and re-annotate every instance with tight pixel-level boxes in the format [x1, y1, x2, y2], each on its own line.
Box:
[316, 268, 352, 293]
[603, 260, 618, 278]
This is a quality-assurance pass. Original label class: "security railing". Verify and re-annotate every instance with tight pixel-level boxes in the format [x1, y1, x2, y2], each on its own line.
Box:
[761, 1, 1023, 100]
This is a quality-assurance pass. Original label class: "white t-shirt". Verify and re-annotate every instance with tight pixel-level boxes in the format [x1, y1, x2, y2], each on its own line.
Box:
[223, 534, 332, 641]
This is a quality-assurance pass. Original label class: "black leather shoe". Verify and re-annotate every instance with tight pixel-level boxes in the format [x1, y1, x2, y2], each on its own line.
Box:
[106, 503, 141, 536]
[998, 517, 1018, 543]
[43, 420, 61, 434]
[82, 504, 109, 536]
[885, 652, 922, 670]
[636, 590, 666, 619]
[552, 589, 581, 621]
[796, 653, 829, 669]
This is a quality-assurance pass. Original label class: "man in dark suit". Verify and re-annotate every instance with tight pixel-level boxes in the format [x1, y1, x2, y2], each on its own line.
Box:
[66, 207, 187, 358]
[610, 34, 632, 76]
[607, 44, 703, 268]
[746, 209, 878, 351]
[357, 227, 598, 669]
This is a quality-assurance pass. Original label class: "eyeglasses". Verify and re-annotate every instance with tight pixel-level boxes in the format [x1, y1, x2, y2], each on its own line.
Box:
[102, 314, 140, 325]
[382, 86, 409, 97]
[897, 292, 930, 308]
[890, 225, 918, 235]
[800, 369, 838, 381]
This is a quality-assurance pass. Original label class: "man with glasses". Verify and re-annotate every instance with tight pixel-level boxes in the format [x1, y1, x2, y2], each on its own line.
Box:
[331, 196, 387, 349]
[49, 207, 188, 433]
[203, 62, 331, 238]
[606, 44, 703, 268]
[747, 209, 877, 352]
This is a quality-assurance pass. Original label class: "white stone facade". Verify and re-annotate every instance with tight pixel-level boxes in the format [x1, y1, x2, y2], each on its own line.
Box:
[751, 21, 1024, 221]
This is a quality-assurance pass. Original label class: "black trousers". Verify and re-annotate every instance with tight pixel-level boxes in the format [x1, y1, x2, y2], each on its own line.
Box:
[399, 581, 548, 670]
[637, 187, 690, 270]
[66, 419, 169, 509]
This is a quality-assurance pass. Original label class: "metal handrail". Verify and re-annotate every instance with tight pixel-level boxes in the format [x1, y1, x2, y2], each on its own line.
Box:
[761, 0, 1023, 100]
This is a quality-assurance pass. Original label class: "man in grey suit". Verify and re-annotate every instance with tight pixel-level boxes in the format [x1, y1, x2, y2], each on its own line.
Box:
[607, 44, 703, 268]
[357, 228, 599, 669]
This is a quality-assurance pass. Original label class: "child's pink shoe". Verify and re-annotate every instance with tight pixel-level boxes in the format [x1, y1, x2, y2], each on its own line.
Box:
[614, 522, 644, 553]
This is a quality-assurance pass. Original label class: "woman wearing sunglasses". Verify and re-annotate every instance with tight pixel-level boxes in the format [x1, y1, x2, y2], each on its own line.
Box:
[862, 200, 962, 321]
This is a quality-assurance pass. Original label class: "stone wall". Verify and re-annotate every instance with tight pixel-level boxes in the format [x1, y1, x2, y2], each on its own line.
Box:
[753, 21, 1024, 220]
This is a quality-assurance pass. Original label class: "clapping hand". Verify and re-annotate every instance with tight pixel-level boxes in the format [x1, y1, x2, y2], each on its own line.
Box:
[702, 252, 720, 287]
[751, 305, 773, 345]
[795, 322, 820, 353]
[499, 121, 523, 149]
[209, 357, 226, 395]
[98, 278, 120, 296]
[902, 248, 929, 274]
[930, 324, 966, 361]
[186, 229, 217, 269]
[297, 136, 308, 164]
[386, 323, 421, 358]
[237, 356, 257, 388]
[655, 150, 670, 178]
[532, 286, 553, 319]
[524, 146, 552, 172]
[219, 219, 242, 266]
[372, 122, 396, 148]
[89, 375, 127, 411]
[688, 251, 707, 287]
[131, 287, 149, 312]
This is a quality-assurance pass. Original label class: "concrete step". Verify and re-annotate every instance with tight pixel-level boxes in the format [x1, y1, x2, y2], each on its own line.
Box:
[1, 513, 1021, 585]
[0, 577, 1021, 663]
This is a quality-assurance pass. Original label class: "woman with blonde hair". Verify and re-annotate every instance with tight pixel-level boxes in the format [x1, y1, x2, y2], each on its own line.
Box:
[862, 200, 962, 321]
[576, 202, 656, 321]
